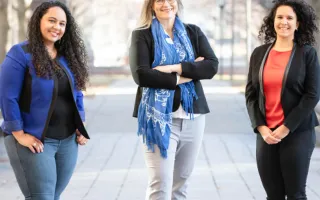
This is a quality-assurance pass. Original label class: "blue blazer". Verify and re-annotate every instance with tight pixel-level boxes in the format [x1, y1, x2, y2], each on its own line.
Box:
[0, 41, 89, 140]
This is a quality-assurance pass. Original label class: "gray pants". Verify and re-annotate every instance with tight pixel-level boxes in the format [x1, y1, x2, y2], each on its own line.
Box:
[143, 115, 206, 200]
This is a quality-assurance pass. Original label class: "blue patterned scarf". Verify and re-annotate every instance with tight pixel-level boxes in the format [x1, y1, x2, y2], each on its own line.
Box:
[137, 17, 197, 158]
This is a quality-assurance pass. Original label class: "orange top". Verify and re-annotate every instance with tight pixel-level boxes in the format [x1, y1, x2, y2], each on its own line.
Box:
[263, 49, 292, 128]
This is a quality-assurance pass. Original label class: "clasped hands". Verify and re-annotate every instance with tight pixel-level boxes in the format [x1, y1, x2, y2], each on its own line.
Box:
[257, 125, 290, 145]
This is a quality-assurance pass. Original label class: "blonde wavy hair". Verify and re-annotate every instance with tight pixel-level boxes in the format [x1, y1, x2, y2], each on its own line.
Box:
[137, 0, 184, 29]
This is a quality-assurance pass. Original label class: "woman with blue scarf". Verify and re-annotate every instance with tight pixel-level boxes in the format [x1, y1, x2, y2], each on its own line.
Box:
[130, 0, 218, 199]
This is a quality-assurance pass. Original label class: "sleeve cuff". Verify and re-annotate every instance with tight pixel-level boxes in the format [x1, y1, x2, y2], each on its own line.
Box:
[283, 121, 294, 132]
[252, 122, 266, 134]
[2, 120, 23, 133]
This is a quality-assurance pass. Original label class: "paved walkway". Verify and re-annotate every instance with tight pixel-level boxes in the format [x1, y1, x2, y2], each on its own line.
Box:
[0, 78, 320, 200]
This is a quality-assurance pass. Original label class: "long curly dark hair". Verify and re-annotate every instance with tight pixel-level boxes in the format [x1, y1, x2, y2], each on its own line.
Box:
[27, 1, 88, 90]
[258, 0, 319, 46]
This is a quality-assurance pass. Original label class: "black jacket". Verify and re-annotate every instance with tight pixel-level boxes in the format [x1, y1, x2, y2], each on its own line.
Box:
[245, 43, 320, 133]
[129, 24, 219, 117]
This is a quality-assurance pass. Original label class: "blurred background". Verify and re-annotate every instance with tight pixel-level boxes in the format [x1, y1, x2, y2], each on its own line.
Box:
[1, 2, 320, 198]
[0, 0, 320, 122]
[0, 0, 319, 82]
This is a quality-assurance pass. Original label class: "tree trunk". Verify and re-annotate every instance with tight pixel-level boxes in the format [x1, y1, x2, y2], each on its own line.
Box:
[0, 0, 9, 63]
[18, 0, 26, 42]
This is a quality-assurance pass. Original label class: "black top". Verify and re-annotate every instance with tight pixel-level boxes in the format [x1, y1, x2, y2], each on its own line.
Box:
[245, 43, 320, 134]
[45, 65, 76, 139]
[129, 24, 219, 117]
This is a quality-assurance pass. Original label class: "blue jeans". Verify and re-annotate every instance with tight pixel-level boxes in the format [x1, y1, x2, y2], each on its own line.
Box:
[4, 133, 78, 200]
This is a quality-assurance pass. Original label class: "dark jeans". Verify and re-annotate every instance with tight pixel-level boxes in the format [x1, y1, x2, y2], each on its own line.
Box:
[4, 133, 78, 200]
[256, 128, 316, 200]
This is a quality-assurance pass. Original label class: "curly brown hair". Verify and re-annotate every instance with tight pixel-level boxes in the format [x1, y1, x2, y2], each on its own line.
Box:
[27, 1, 88, 90]
[258, 0, 319, 46]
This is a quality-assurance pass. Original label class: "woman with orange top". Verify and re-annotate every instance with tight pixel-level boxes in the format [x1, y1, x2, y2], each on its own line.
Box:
[245, 0, 320, 199]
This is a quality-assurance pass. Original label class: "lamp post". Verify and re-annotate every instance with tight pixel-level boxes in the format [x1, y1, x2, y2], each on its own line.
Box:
[219, 0, 225, 80]
[246, 0, 252, 73]
[230, 0, 235, 81]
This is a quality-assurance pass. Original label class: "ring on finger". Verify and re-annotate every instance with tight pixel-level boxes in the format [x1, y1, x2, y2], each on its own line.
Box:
[33, 142, 37, 147]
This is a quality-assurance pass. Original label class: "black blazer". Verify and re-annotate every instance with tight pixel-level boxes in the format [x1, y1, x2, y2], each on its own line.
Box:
[129, 24, 219, 117]
[245, 43, 320, 133]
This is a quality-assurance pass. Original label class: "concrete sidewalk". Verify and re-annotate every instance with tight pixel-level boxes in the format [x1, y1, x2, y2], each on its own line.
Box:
[0, 78, 320, 200]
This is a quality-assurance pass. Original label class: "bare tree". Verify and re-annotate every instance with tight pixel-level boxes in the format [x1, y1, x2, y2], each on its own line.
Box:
[30, 0, 67, 11]
[66, 0, 94, 68]
[0, 0, 9, 63]
[14, 0, 28, 42]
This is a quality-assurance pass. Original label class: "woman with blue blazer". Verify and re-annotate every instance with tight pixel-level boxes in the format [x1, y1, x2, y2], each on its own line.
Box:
[0, 1, 89, 199]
